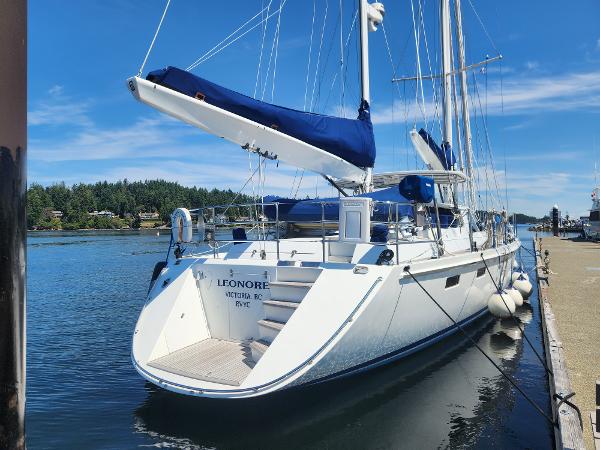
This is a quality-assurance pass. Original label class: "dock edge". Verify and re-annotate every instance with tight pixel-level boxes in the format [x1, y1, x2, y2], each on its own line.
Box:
[534, 238, 586, 450]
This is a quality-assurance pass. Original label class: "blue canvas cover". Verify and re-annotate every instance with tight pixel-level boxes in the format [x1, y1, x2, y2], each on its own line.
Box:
[147, 66, 376, 168]
[398, 175, 434, 203]
[263, 187, 413, 222]
[418, 128, 456, 170]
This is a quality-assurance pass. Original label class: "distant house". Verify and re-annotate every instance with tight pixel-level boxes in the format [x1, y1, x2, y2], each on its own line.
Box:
[89, 210, 114, 218]
[139, 212, 160, 220]
[50, 210, 63, 219]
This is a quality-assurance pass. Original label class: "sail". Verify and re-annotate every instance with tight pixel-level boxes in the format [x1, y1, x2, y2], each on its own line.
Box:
[146, 67, 376, 168]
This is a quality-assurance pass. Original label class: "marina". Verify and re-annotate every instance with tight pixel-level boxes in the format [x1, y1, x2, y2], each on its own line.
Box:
[24, 228, 554, 449]
[2, 0, 599, 448]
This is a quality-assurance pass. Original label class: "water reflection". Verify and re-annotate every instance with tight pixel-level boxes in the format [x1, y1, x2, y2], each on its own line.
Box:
[133, 303, 544, 449]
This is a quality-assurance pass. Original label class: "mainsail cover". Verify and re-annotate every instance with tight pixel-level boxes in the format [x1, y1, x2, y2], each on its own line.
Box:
[147, 67, 376, 168]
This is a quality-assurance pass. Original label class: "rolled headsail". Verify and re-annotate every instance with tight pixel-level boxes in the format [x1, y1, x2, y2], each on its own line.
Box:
[410, 128, 456, 171]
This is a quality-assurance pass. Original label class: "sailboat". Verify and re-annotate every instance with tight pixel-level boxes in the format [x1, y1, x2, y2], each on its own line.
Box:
[585, 187, 600, 240]
[128, 0, 523, 398]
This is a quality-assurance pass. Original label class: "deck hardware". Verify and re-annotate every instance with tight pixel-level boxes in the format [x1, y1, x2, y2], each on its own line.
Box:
[251, 250, 257, 257]
[291, 250, 297, 257]
[230, 269, 234, 277]
[353, 265, 369, 274]
[376, 249, 394, 265]
[162, 278, 170, 288]
[180, 313, 185, 319]
[260, 250, 266, 260]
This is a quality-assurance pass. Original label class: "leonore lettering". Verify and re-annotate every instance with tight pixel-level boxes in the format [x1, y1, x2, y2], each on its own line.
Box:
[217, 279, 269, 290]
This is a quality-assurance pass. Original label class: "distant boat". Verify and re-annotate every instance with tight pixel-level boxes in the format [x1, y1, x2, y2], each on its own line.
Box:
[584, 187, 600, 240]
[127, 0, 521, 398]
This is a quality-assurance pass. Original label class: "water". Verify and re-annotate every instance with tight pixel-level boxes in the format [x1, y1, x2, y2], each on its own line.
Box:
[26, 226, 554, 449]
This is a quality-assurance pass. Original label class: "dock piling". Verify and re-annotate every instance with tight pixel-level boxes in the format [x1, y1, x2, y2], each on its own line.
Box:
[0, 0, 27, 449]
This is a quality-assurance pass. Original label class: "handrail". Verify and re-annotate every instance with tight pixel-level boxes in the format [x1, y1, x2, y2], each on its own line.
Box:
[134, 275, 384, 395]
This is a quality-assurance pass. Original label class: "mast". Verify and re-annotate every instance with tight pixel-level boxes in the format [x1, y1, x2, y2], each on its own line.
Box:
[440, 0, 453, 152]
[359, 0, 372, 192]
[359, 0, 370, 105]
[454, 0, 476, 210]
[358, 0, 384, 192]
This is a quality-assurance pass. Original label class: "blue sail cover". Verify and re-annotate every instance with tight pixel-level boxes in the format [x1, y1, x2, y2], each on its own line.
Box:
[418, 128, 456, 170]
[146, 67, 376, 168]
[263, 187, 414, 222]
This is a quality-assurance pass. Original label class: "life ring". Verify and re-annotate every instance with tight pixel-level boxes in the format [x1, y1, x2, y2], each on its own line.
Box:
[171, 208, 193, 243]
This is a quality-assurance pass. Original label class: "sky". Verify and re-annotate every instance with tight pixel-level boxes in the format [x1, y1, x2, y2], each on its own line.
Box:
[28, 0, 600, 217]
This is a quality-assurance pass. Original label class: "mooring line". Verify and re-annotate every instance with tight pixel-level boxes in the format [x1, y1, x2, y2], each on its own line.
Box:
[404, 266, 557, 428]
[480, 254, 553, 377]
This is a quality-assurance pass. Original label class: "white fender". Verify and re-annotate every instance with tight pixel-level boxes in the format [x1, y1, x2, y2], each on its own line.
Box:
[513, 276, 533, 300]
[511, 271, 529, 282]
[487, 291, 516, 318]
[171, 208, 193, 243]
[505, 287, 524, 307]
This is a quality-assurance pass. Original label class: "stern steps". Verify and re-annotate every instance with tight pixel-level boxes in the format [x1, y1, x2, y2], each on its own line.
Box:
[250, 266, 322, 362]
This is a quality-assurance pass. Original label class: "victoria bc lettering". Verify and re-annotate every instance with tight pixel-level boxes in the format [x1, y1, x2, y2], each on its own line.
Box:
[216, 278, 270, 307]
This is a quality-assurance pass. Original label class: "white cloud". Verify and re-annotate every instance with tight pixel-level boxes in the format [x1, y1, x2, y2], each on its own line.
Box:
[524, 60, 539, 70]
[28, 85, 92, 127]
[29, 115, 208, 162]
[372, 70, 600, 124]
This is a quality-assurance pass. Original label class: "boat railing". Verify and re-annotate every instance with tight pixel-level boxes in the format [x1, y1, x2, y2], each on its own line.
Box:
[190, 199, 445, 264]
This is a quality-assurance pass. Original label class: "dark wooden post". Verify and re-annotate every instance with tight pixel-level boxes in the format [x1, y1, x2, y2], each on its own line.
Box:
[0, 0, 27, 448]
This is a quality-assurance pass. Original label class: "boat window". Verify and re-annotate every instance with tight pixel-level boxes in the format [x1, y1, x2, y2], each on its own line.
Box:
[476, 267, 486, 278]
[445, 275, 460, 288]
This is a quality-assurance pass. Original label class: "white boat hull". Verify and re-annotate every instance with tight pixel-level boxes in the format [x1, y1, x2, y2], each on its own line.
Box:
[131, 239, 519, 398]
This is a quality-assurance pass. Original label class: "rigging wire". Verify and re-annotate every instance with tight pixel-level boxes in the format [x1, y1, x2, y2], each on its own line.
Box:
[303, 0, 318, 111]
[309, 0, 329, 112]
[187, 2, 285, 71]
[409, 0, 429, 129]
[270, 0, 284, 101]
[315, 10, 341, 112]
[472, 72, 502, 210]
[466, 0, 500, 56]
[417, 0, 442, 138]
[261, 0, 285, 100]
[254, 0, 274, 98]
[339, 0, 345, 115]
[138, 0, 172, 77]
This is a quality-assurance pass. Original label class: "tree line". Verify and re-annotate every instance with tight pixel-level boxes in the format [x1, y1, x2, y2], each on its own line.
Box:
[27, 180, 253, 230]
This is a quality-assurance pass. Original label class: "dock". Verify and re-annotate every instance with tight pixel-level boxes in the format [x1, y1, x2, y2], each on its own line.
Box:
[535, 236, 600, 449]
